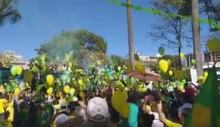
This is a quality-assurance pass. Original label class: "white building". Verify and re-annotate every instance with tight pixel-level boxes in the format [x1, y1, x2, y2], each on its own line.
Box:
[139, 55, 160, 71]
[3, 50, 28, 68]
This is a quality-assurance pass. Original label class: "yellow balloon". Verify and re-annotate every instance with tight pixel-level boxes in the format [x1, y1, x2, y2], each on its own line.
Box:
[124, 87, 129, 91]
[140, 87, 147, 93]
[46, 74, 54, 86]
[16, 66, 23, 75]
[64, 85, 70, 94]
[175, 70, 185, 80]
[14, 88, 20, 96]
[47, 87, 53, 95]
[111, 91, 129, 118]
[159, 59, 169, 73]
[78, 79, 84, 86]
[69, 88, 75, 95]
[203, 71, 208, 78]
[180, 52, 185, 58]
[168, 70, 173, 76]
[197, 76, 205, 85]
[120, 103, 130, 118]
[207, 39, 218, 51]
[68, 62, 73, 67]
[0, 85, 4, 92]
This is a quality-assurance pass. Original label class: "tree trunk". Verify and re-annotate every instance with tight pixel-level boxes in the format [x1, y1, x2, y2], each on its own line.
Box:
[0, 0, 3, 10]
[178, 45, 182, 69]
[192, 0, 203, 76]
[127, 0, 135, 70]
[177, 18, 182, 69]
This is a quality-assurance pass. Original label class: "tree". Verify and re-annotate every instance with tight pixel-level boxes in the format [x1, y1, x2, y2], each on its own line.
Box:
[199, 0, 220, 32]
[149, 0, 192, 69]
[0, 0, 21, 25]
[179, 0, 203, 76]
[178, 0, 220, 32]
[35, 30, 108, 68]
[126, 0, 135, 70]
[192, 0, 203, 76]
[109, 55, 125, 65]
[0, 52, 13, 67]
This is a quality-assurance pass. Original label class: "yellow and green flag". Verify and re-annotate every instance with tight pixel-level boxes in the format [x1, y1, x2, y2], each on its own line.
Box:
[183, 66, 220, 127]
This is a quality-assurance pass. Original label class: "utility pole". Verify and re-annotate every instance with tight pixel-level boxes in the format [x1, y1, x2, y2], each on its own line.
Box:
[126, 0, 135, 70]
[192, 0, 203, 76]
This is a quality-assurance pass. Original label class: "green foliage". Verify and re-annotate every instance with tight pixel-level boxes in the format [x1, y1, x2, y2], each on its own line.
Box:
[134, 53, 140, 61]
[178, 0, 192, 16]
[35, 30, 108, 67]
[109, 55, 125, 65]
[0, 0, 21, 25]
[199, 0, 220, 31]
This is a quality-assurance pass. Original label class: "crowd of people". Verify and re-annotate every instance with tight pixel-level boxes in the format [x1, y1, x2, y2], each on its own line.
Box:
[0, 78, 197, 127]
[0, 60, 200, 127]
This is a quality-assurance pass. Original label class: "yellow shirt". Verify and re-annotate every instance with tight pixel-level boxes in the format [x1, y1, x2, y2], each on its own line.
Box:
[0, 99, 7, 114]
[6, 101, 14, 122]
[165, 120, 182, 127]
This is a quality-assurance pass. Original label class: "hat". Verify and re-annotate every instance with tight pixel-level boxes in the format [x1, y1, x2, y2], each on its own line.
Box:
[178, 103, 192, 115]
[185, 87, 196, 97]
[86, 97, 109, 122]
[55, 114, 70, 126]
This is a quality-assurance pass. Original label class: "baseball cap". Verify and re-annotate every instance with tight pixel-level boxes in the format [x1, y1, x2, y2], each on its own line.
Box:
[55, 113, 70, 126]
[86, 97, 110, 122]
[178, 103, 192, 115]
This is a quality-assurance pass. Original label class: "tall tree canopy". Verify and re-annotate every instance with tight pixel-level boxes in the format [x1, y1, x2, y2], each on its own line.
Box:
[0, 0, 21, 25]
[179, 0, 220, 31]
[149, 0, 192, 68]
[35, 30, 108, 67]
[199, 0, 220, 31]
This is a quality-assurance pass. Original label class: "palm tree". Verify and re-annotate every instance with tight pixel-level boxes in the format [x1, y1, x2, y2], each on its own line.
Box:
[126, 0, 135, 70]
[0, 0, 21, 25]
[192, 0, 203, 76]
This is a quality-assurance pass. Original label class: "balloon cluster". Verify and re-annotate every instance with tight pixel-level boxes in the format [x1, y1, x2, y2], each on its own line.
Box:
[10, 66, 23, 76]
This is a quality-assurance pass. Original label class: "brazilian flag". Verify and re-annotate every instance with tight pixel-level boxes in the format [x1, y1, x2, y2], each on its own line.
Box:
[33, 104, 54, 127]
[183, 66, 220, 127]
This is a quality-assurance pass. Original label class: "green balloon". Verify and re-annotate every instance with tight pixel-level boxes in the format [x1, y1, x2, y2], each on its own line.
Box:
[10, 66, 17, 76]
[191, 59, 196, 65]
[158, 47, 165, 55]
[6, 85, 11, 92]
[182, 79, 186, 84]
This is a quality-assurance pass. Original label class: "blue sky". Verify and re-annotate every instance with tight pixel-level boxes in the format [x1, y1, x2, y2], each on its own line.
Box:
[0, 0, 210, 60]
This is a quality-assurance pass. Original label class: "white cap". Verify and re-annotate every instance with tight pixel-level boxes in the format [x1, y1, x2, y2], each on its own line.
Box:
[86, 97, 109, 122]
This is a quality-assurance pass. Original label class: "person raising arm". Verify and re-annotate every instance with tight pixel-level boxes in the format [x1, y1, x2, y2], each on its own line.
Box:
[156, 101, 182, 127]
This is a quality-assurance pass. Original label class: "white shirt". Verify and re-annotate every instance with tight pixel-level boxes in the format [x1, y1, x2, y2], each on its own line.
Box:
[150, 112, 164, 127]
